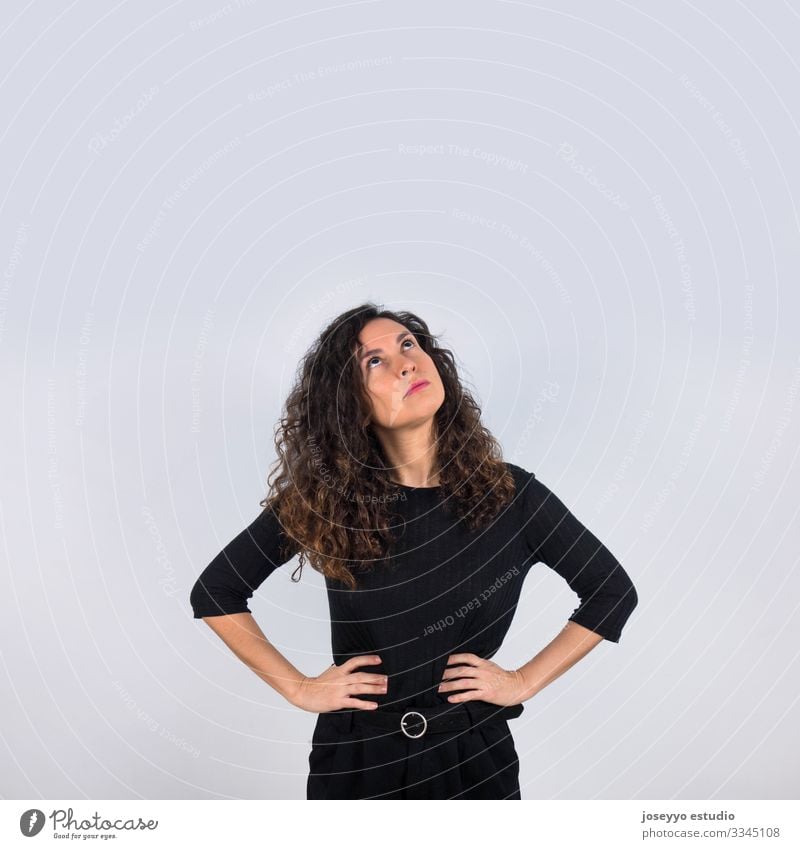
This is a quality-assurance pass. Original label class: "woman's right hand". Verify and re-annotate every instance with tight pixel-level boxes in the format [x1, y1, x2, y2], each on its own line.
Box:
[290, 655, 388, 713]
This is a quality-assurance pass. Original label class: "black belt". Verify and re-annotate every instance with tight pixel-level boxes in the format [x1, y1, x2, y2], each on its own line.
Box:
[328, 700, 524, 738]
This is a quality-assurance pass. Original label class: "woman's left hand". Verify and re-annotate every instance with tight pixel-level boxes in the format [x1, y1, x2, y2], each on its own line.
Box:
[438, 653, 529, 707]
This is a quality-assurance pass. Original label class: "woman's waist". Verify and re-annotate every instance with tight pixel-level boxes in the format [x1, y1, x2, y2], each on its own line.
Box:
[318, 699, 524, 740]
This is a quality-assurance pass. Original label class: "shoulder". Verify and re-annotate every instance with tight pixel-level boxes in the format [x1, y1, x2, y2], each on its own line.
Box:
[503, 460, 536, 487]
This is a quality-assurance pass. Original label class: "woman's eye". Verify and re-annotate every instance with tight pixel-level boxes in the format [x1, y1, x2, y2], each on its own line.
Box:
[367, 338, 415, 369]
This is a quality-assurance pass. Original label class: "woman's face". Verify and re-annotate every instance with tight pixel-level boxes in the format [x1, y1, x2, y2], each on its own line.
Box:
[356, 317, 445, 430]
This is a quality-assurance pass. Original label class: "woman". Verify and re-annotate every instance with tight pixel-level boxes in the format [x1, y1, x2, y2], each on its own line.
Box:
[189, 302, 638, 799]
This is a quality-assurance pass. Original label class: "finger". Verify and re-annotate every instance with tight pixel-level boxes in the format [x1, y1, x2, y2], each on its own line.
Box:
[441, 666, 481, 680]
[348, 682, 387, 693]
[447, 653, 481, 666]
[439, 677, 481, 693]
[352, 672, 389, 686]
[343, 698, 379, 710]
[344, 655, 382, 671]
[444, 689, 482, 703]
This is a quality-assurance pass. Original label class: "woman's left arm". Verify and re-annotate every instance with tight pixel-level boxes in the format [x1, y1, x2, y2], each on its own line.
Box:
[440, 621, 604, 706]
[438, 470, 638, 707]
[513, 619, 604, 702]
[521, 470, 639, 644]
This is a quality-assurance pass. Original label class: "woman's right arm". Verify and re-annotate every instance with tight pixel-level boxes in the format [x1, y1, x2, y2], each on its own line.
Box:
[189, 503, 387, 711]
[189, 503, 308, 703]
[200, 613, 388, 711]
[199, 611, 307, 704]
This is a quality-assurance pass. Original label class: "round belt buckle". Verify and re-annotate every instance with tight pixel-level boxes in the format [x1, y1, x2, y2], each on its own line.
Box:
[400, 710, 427, 738]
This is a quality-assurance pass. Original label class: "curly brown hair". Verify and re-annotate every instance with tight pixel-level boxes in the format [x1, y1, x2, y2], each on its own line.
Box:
[260, 302, 516, 589]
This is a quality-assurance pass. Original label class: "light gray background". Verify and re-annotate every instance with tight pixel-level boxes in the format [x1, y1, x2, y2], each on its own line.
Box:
[1, 0, 798, 800]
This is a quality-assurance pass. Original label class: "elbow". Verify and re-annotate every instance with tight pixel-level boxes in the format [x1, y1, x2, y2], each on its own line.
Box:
[609, 562, 638, 618]
[587, 579, 639, 644]
[189, 578, 220, 619]
[609, 581, 638, 642]
[623, 581, 638, 614]
[188, 579, 207, 619]
[189, 578, 250, 619]
[614, 578, 638, 626]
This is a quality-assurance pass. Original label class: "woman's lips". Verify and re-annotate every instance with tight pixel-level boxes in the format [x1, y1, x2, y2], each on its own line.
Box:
[404, 380, 430, 398]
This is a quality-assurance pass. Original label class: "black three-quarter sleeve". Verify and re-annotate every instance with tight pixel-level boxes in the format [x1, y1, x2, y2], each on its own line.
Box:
[189, 503, 297, 618]
[521, 471, 638, 643]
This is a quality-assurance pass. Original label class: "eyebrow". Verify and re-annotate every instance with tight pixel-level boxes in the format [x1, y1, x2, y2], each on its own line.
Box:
[357, 331, 412, 362]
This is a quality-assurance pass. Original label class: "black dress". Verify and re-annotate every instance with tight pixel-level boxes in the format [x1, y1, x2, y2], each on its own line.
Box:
[189, 462, 638, 799]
